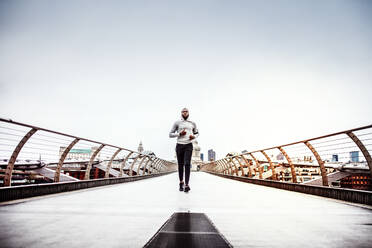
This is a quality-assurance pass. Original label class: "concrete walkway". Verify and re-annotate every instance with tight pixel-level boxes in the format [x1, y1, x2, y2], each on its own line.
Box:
[0, 172, 371, 248]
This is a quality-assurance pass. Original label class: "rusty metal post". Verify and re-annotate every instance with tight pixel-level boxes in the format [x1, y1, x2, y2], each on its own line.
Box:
[142, 158, 152, 175]
[347, 131, 372, 177]
[227, 158, 234, 175]
[55, 138, 80, 182]
[155, 159, 162, 173]
[153, 159, 162, 174]
[216, 161, 223, 173]
[129, 155, 140, 176]
[241, 155, 253, 177]
[152, 159, 160, 174]
[249, 153, 262, 179]
[304, 141, 328, 186]
[3, 128, 38, 186]
[217, 162, 221, 173]
[150, 159, 160, 174]
[136, 156, 148, 175]
[261, 150, 277, 180]
[119, 151, 133, 177]
[105, 148, 121, 178]
[278, 146, 297, 183]
[158, 160, 165, 173]
[233, 157, 244, 176]
[222, 159, 231, 175]
[84, 144, 104, 180]
[216, 161, 222, 173]
[223, 159, 231, 175]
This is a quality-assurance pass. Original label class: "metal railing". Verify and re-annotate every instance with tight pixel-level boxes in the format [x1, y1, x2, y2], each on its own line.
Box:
[201, 124, 372, 188]
[0, 118, 177, 187]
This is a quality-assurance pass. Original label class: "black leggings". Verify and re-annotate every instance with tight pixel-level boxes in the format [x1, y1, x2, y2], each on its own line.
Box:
[176, 143, 193, 185]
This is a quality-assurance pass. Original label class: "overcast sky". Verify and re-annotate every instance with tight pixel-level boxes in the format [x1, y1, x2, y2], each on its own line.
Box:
[1, 0, 371, 160]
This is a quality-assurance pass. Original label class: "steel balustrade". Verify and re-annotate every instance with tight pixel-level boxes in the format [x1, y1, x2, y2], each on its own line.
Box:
[0, 118, 176, 187]
[201, 124, 372, 188]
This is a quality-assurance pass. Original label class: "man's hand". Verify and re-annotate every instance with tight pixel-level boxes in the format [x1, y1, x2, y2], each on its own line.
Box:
[180, 130, 187, 136]
[189, 135, 195, 140]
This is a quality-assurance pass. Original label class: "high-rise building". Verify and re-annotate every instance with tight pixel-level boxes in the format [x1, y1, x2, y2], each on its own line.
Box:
[350, 151, 359, 162]
[208, 149, 216, 161]
[332, 154, 339, 162]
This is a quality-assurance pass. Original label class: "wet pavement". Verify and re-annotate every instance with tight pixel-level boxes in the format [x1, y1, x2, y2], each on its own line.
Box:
[0, 172, 371, 248]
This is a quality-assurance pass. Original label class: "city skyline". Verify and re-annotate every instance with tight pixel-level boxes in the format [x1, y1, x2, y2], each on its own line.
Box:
[1, 0, 371, 160]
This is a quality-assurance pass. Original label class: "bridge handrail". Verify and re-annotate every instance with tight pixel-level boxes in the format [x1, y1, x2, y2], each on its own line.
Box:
[0, 118, 177, 186]
[201, 124, 372, 188]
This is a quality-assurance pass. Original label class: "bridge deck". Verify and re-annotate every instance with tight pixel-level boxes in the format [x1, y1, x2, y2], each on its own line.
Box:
[0, 172, 371, 248]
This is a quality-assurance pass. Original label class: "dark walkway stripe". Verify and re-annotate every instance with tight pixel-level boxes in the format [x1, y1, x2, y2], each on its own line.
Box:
[144, 212, 232, 248]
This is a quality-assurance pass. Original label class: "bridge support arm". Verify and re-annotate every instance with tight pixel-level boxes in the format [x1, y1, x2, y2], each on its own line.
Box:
[119, 152, 133, 177]
[304, 141, 328, 186]
[142, 158, 152, 175]
[347, 132, 372, 177]
[136, 156, 148, 175]
[84, 144, 105, 180]
[249, 153, 262, 179]
[105, 148, 121, 178]
[129, 155, 140, 176]
[278, 146, 297, 183]
[261, 150, 277, 180]
[241, 155, 253, 177]
[4, 128, 38, 186]
[55, 138, 80, 182]
[223, 159, 232, 175]
[233, 157, 244, 176]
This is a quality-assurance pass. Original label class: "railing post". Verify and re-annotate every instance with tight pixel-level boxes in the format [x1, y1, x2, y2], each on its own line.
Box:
[222, 159, 232, 175]
[304, 141, 328, 186]
[142, 158, 152, 175]
[216, 161, 222, 174]
[347, 131, 372, 177]
[278, 146, 297, 183]
[249, 153, 262, 179]
[155, 159, 163, 173]
[105, 148, 121, 178]
[4, 128, 38, 186]
[151, 159, 160, 174]
[233, 156, 244, 176]
[55, 138, 80, 182]
[119, 152, 133, 177]
[241, 154, 253, 177]
[136, 156, 148, 175]
[129, 155, 140, 176]
[228, 157, 239, 176]
[84, 144, 104, 180]
[261, 150, 277, 180]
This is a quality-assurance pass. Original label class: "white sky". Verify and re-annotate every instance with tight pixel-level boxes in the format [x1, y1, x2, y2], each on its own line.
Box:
[1, 0, 371, 160]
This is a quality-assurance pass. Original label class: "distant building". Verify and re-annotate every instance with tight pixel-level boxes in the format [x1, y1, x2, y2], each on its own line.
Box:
[332, 154, 339, 162]
[200, 153, 204, 161]
[59, 146, 100, 160]
[276, 153, 284, 161]
[350, 151, 359, 162]
[191, 141, 202, 162]
[241, 150, 248, 154]
[208, 149, 216, 161]
[138, 141, 144, 153]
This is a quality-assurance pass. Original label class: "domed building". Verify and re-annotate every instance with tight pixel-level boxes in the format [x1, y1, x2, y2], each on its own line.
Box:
[191, 141, 203, 171]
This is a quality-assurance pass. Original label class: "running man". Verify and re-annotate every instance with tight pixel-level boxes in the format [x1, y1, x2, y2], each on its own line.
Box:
[169, 108, 199, 192]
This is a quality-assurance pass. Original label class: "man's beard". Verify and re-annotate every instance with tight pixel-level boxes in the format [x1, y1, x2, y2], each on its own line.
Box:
[182, 114, 189, 120]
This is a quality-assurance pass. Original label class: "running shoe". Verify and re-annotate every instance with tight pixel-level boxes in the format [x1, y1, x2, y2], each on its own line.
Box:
[179, 182, 184, 191]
